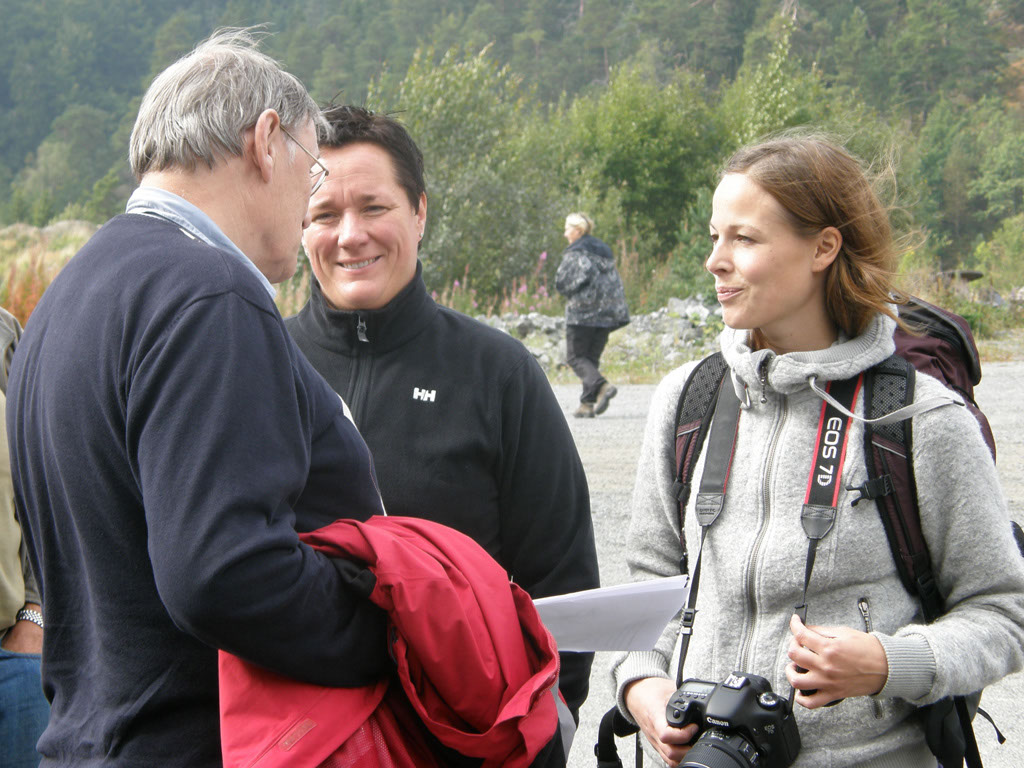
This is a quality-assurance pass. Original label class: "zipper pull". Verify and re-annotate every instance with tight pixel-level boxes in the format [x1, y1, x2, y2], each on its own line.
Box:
[858, 598, 873, 632]
[758, 357, 771, 404]
[857, 597, 884, 719]
[356, 317, 368, 343]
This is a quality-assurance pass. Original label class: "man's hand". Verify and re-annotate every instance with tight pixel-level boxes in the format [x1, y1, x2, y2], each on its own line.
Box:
[624, 677, 699, 767]
[785, 614, 888, 709]
[1, 602, 43, 654]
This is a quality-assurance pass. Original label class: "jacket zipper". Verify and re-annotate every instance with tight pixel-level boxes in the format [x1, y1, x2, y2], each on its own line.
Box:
[737, 386, 786, 673]
[858, 598, 884, 719]
[348, 315, 372, 418]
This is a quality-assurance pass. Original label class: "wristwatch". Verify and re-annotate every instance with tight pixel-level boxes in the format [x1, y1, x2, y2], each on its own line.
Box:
[15, 608, 44, 629]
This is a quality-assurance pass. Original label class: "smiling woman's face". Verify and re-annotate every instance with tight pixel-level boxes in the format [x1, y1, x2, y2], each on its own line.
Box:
[302, 142, 426, 311]
[706, 172, 839, 353]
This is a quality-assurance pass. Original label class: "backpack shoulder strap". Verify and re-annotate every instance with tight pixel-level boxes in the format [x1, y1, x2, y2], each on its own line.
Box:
[671, 351, 729, 575]
[857, 353, 945, 622]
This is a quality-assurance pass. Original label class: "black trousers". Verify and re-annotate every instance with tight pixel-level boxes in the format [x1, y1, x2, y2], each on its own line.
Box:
[566, 324, 610, 403]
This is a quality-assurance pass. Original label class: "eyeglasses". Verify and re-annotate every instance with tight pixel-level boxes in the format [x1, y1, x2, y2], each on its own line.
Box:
[281, 126, 329, 195]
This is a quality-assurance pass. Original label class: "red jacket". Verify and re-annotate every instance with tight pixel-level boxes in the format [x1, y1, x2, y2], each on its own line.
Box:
[219, 516, 563, 768]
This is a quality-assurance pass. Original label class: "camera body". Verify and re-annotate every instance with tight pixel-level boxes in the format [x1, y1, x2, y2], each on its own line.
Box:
[666, 671, 800, 768]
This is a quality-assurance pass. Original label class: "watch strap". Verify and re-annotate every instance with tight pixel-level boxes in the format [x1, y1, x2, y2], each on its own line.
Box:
[15, 608, 44, 629]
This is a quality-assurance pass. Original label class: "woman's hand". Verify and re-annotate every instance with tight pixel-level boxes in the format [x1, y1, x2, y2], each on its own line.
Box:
[624, 677, 699, 767]
[785, 614, 889, 709]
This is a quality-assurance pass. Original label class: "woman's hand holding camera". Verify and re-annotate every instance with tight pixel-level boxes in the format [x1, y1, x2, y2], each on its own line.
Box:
[624, 677, 700, 767]
[785, 614, 889, 709]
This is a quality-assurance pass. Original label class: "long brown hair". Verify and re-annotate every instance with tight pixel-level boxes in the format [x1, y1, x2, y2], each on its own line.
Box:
[723, 134, 901, 337]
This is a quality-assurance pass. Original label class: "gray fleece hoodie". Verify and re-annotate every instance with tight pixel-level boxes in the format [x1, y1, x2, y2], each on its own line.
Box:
[612, 313, 1024, 768]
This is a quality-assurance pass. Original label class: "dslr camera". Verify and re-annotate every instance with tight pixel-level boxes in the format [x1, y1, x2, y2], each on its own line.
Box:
[665, 671, 800, 768]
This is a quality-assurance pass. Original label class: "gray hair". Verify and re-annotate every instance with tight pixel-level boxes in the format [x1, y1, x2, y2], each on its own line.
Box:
[129, 27, 325, 179]
[565, 212, 594, 235]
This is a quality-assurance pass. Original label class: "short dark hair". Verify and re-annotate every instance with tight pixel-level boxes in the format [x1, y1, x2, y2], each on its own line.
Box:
[319, 105, 426, 212]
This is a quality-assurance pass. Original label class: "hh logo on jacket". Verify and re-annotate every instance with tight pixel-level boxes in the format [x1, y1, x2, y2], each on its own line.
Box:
[413, 387, 436, 402]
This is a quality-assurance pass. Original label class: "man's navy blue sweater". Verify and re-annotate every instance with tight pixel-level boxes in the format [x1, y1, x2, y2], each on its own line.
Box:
[6, 215, 388, 766]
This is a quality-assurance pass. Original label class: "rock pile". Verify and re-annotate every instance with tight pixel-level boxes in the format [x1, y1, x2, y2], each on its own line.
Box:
[477, 295, 724, 374]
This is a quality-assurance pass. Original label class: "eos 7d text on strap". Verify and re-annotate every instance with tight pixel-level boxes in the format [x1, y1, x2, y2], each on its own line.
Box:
[795, 374, 863, 626]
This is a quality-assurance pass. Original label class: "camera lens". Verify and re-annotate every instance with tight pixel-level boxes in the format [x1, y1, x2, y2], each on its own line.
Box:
[681, 729, 759, 768]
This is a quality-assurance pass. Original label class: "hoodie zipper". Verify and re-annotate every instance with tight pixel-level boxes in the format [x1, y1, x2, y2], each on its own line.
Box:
[737, 381, 786, 673]
[858, 598, 884, 719]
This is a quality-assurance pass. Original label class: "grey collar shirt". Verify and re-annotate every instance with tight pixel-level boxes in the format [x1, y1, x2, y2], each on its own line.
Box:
[125, 185, 276, 298]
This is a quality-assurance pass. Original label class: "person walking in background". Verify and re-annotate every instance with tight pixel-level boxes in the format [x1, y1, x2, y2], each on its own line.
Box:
[285, 107, 600, 752]
[555, 213, 629, 418]
[1, 307, 48, 768]
[5, 31, 389, 767]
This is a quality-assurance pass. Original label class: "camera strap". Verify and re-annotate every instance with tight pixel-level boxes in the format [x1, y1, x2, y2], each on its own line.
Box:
[778, 374, 864, 706]
[795, 374, 863, 624]
[674, 373, 862, 690]
[675, 373, 742, 687]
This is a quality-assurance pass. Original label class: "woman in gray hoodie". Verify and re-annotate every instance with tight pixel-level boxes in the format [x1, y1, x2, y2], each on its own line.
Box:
[612, 136, 1024, 767]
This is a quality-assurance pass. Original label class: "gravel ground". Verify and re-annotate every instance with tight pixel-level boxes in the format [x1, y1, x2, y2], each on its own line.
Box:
[552, 361, 1024, 768]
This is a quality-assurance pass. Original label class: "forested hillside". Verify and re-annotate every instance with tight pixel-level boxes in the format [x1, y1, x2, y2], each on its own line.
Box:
[1, 0, 1022, 309]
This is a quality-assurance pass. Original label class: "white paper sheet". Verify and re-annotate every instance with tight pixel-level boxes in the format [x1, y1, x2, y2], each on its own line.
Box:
[532, 575, 688, 652]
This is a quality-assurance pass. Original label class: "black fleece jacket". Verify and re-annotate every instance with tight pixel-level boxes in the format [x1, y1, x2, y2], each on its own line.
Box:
[286, 266, 600, 719]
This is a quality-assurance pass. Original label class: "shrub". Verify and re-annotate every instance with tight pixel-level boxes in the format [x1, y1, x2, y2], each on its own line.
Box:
[433, 251, 561, 317]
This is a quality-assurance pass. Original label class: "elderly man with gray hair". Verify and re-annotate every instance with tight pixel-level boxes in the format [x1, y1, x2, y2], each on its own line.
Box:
[5, 29, 388, 767]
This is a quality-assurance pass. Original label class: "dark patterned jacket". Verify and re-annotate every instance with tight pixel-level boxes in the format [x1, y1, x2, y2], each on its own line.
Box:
[554, 234, 629, 328]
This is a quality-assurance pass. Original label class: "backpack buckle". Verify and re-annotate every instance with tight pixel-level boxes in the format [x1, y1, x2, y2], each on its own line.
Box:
[847, 475, 894, 506]
[672, 480, 690, 502]
[914, 561, 946, 620]
[680, 607, 697, 631]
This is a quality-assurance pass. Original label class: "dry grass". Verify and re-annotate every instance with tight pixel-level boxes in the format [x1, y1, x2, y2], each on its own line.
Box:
[978, 327, 1024, 363]
[0, 221, 97, 324]
[0, 222, 313, 322]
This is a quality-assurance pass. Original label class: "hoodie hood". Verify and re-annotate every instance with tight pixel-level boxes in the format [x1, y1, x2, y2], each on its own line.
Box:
[721, 312, 897, 398]
[568, 234, 615, 272]
[719, 311, 961, 423]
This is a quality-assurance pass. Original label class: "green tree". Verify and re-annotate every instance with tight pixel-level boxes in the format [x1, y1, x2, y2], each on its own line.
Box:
[629, 0, 755, 87]
[9, 104, 118, 223]
[831, 6, 892, 111]
[972, 214, 1024, 296]
[147, 10, 204, 84]
[910, 97, 1024, 269]
[887, 0, 1003, 121]
[968, 102, 1024, 222]
[370, 46, 562, 294]
[719, 18, 826, 146]
[557, 60, 722, 255]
